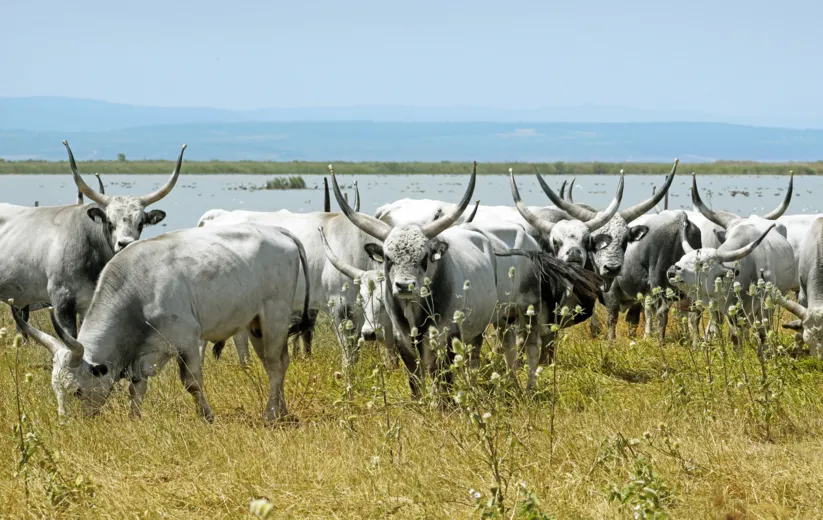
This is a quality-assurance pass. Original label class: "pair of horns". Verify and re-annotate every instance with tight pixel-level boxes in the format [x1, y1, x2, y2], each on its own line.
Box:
[691, 172, 793, 229]
[679, 214, 775, 263]
[322, 177, 360, 212]
[330, 162, 477, 241]
[511, 168, 624, 235]
[63, 140, 186, 207]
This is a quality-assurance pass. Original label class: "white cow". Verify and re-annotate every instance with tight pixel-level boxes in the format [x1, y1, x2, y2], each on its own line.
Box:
[10, 224, 311, 421]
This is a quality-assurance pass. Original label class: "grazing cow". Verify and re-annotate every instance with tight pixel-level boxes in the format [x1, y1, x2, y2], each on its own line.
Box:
[776, 217, 823, 355]
[10, 224, 311, 421]
[604, 211, 703, 341]
[0, 141, 184, 338]
[331, 163, 498, 397]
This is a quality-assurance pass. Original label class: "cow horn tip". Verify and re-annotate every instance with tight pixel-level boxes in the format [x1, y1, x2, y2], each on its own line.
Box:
[181, 144, 188, 151]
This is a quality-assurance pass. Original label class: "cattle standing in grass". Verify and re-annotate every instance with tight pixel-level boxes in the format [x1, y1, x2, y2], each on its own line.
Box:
[0, 141, 184, 338]
[331, 163, 498, 397]
[11, 224, 311, 421]
[775, 218, 823, 355]
[604, 211, 702, 341]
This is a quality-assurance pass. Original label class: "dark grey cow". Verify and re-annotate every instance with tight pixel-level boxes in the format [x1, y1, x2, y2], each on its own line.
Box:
[604, 211, 702, 341]
[0, 141, 184, 338]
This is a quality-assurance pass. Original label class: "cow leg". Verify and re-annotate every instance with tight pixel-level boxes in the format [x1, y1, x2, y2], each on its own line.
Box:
[14, 305, 31, 336]
[249, 306, 292, 422]
[380, 323, 400, 369]
[128, 378, 148, 419]
[539, 329, 557, 365]
[396, 342, 424, 399]
[177, 350, 214, 422]
[198, 341, 208, 363]
[625, 305, 642, 338]
[232, 331, 251, 367]
[589, 308, 601, 338]
[655, 302, 670, 343]
[643, 298, 655, 338]
[604, 291, 620, 341]
[524, 312, 544, 390]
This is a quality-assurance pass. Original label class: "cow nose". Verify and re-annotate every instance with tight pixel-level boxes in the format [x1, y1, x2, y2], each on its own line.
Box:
[116, 239, 135, 251]
[362, 331, 377, 341]
[666, 266, 677, 278]
[602, 264, 621, 277]
[566, 249, 584, 263]
[394, 281, 415, 293]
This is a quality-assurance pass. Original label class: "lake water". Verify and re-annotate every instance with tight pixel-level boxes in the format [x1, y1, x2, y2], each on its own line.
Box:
[3, 174, 815, 239]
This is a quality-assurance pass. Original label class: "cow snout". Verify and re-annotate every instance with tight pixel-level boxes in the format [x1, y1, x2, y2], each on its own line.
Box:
[666, 265, 679, 281]
[602, 264, 621, 277]
[393, 280, 416, 298]
[362, 331, 377, 341]
[116, 238, 135, 251]
[564, 248, 584, 266]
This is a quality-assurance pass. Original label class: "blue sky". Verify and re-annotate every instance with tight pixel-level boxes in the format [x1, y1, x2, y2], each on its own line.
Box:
[3, 0, 820, 124]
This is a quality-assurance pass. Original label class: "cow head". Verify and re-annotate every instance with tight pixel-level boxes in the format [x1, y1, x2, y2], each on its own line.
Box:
[509, 169, 624, 272]
[330, 163, 476, 306]
[9, 306, 113, 417]
[667, 218, 775, 297]
[529, 160, 678, 281]
[779, 299, 823, 357]
[64, 140, 185, 253]
[319, 227, 388, 358]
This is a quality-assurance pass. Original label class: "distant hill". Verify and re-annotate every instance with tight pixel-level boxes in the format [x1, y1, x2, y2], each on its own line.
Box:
[2, 121, 823, 162]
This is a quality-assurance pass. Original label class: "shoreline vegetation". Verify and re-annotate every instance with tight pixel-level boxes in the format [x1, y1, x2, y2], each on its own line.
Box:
[0, 159, 817, 175]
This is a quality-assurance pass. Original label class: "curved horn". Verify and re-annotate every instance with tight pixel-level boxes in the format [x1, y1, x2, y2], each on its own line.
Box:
[620, 159, 678, 223]
[715, 224, 775, 263]
[776, 293, 808, 320]
[48, 310, 85, 367]
[319, 226, 366, 281]
[679, 214, 694, 253]
[536, 173, 597, 221]
[64, 140, 111, 206]
[762, 171, 793, 220]
[138, 144, 187, 206]
[6, 305, 64, 356]
[559, 180, 567, 199]
[323, 177, 331, 212]
[664, 180, 669, 210]
[94, 173, 106, 195]
[466, 200, 480, 223]
[419, 161, 477, 239]
[329, 165, 392, 241]
[567, 178, 576, 203]
[353, 181, 361, 212]
[510, 169, 555, 236]
[691, 173, 738, 229]
[585, 173, 625, 231]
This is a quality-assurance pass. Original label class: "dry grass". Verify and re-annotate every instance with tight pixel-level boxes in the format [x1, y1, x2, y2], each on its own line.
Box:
[2, 307, 823, 519]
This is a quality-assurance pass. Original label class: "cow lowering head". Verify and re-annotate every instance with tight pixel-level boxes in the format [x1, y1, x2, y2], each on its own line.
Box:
[319, 227, 387, 347]
[64, 140, 185, 253]
[535, 160, 678, 281]
[330, 163, 476, 304]
[510, 169, 624, 271]
[667, 218, 775, 296]
[9, 306, 112, 416]
[777, 297, 823, 357]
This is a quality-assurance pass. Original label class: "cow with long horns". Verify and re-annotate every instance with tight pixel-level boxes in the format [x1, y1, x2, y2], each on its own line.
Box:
[330, 162, 497, 397]
[0, 141, 184, 338]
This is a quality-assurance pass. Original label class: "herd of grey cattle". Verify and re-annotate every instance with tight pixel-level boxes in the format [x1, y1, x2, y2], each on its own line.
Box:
[2, 142, 819, 422]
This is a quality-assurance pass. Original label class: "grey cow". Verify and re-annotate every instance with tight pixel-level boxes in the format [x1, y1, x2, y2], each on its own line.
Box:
[331, 163, 499, 397]
[11, 224, 311, 421]
[0, 141, 184, 338]
[604, 211, 702, 341]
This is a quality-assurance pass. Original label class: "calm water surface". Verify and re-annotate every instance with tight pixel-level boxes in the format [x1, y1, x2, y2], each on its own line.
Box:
[3, 174, 816, 239]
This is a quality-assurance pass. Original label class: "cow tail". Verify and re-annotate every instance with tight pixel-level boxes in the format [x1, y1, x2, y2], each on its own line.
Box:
[278, 228, 312, 338]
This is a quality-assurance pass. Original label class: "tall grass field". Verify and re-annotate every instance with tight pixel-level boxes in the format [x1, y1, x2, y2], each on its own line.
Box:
[1, 302, 823, 518]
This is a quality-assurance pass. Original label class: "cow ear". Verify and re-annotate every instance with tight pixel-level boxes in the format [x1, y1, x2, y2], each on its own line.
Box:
[629, 225, 649, 242]
[144, 210, 167, 226]
[90, 364, 109, 377]
[430, 241, 449, 262]
[782, 319, 803, 331]
[364, 243, 385, 263]
[714, 229, 726, 244]
[87, 207, 107, 224]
